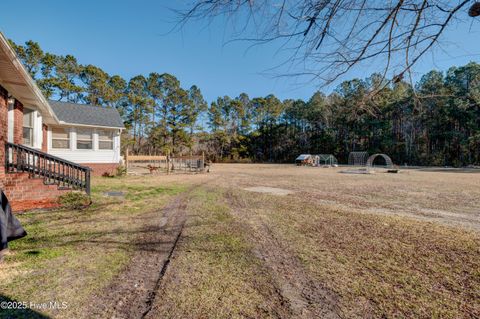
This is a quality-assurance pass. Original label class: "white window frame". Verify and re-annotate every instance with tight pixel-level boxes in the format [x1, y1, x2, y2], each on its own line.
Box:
[76, 128, 93, 150]
[51, 126, 71, 150]
[97, 129, 114, 150]
[23, 108, 35, 147]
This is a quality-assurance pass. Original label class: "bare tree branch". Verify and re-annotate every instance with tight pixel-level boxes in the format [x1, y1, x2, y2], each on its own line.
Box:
[177, 0, 477, 89]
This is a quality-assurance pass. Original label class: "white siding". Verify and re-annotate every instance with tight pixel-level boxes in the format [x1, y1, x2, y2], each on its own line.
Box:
[33, 110, 43, 149]
[7, 101, 13, 142]
[48, 126, 121, 164]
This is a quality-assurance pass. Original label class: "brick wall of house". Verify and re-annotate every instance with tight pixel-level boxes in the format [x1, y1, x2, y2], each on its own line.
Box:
[0, 85, 8, 189]
[3, 172, 70, 211]
[84, 162, 121, 176]
[0, 86, 70, 212]
[13, 99, 23, 145]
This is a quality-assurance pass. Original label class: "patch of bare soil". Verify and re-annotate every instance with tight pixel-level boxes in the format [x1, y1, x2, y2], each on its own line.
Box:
[244, 186, 294, 196]
[227, 191, 341, 319]
[85, 195, 188, 319]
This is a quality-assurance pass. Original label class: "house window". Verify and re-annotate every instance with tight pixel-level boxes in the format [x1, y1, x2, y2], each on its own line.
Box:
[23, 108, 34, 146]
[98, 130, 114, 150]
[76, 129, 93, 149]
[51, 127, 70, 149]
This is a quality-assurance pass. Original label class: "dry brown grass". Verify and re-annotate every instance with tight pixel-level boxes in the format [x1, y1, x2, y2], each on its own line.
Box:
[210, 164, 480, 230]
[226, 189, 480, 317]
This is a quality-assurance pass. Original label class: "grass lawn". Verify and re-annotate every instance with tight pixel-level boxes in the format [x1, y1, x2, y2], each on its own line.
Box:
[146, 187, 290, 319]
[225, 188, 480, 318]
[0, 175, 187, 319]
[1, 164, 479, 318]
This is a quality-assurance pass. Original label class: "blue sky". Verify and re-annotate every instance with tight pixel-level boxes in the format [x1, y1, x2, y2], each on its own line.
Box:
[1, 0, 479, 103]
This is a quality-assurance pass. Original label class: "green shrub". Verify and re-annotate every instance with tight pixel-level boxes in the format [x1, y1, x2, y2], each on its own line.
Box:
[58, 192, 91, 210]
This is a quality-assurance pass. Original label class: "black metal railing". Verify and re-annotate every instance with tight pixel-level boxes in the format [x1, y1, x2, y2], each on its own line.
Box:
[5, 142, 91, 195]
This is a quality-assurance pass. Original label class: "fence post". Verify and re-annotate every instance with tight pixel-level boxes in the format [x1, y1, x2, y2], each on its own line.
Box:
[85, 169, 91, 195]
[189, 151, 192, 172]
[125, 148, 129, 173]
[167, 150, 170, 175]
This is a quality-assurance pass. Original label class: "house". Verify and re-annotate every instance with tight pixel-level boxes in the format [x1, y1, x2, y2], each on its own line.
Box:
[0, 32, 124, 211]
[47, 100, 123, 173]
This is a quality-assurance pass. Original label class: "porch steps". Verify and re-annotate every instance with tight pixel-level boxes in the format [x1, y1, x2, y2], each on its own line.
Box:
[4, 142, 91, 211]
[3, 172, 72, 211]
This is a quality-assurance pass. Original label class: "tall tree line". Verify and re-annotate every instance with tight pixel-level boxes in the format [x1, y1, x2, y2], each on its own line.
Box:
[10, 40, 206, 156]
[11, 40, 480, 166]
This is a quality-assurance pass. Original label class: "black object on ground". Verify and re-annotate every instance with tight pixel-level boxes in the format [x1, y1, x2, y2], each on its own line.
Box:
[0, 190, 27, 256]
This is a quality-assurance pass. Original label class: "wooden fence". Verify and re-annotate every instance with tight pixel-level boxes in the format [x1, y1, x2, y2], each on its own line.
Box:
[125, 150, 206, 174]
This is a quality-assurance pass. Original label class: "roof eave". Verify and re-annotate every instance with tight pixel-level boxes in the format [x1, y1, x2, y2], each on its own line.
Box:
[0, 32, 60, 125]
[57, 121, 125, 130]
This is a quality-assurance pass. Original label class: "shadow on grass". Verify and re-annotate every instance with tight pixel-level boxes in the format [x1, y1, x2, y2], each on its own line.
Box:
[12, 221, 187, 257]
[10, 187, 190, 262]
[416, 167, 480, 173]
[0, 295, 50, 319]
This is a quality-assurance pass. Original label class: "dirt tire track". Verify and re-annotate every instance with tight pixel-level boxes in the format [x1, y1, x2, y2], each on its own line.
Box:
[144, 185, 293, 319]
[226, 189, 341, 319]
[141, 215, 185, 319]
[85, 195, 188, 319]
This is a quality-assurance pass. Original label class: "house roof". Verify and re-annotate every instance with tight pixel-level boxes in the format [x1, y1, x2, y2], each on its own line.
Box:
[296, 154, 311, 160]
[0, 32, 58, 124]
[49, 100, 125, 129]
